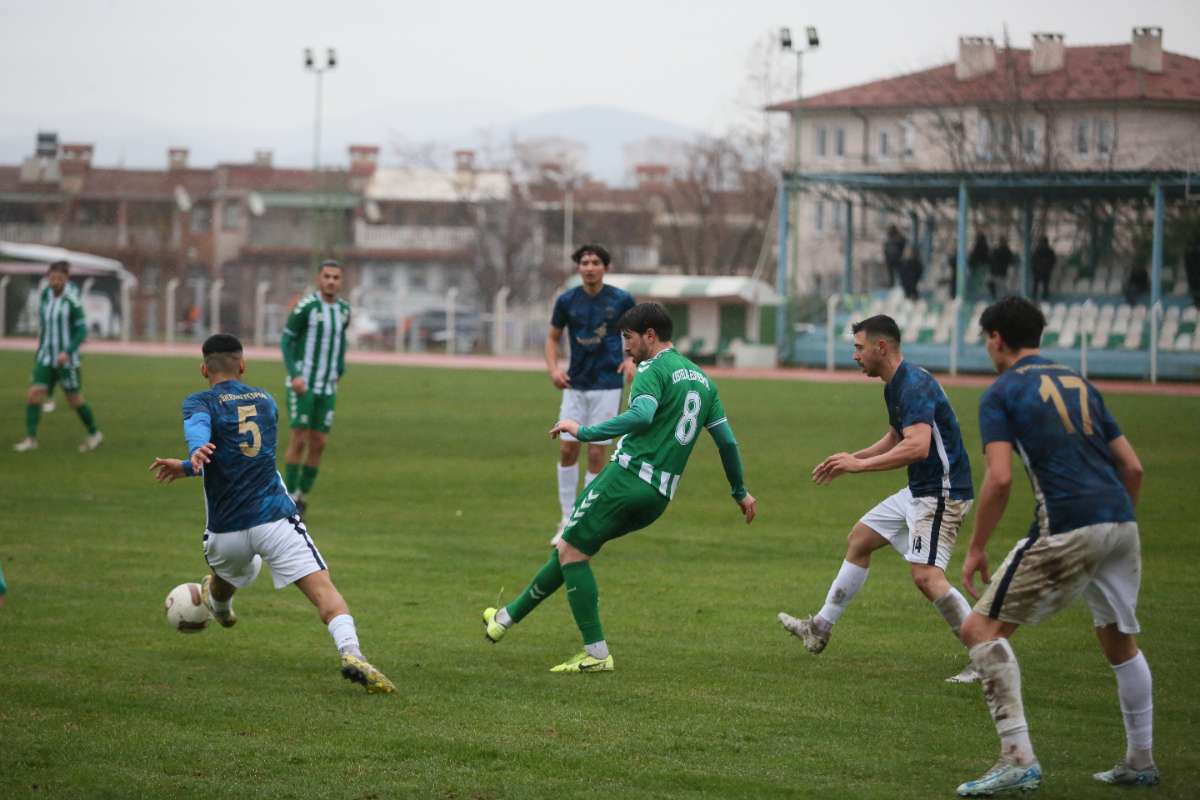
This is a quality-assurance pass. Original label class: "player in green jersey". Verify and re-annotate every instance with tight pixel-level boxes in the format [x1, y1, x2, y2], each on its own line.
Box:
[482, 302, 757, 673]
[13, 261, 103, 453]
[280, 260, 350, 514]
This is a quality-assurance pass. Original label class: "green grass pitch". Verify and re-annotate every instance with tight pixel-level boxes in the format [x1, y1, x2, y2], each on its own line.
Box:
[1, 349, 1197, 799]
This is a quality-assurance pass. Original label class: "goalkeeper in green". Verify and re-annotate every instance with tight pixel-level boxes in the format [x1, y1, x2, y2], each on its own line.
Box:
[482, 302, 757, 673]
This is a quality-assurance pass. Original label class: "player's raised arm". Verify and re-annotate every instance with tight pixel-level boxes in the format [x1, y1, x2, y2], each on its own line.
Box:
[564, 395, 657, 442]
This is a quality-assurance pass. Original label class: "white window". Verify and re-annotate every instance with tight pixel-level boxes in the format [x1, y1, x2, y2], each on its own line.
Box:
[1022, 122, 1039, 157]
[902, 120, 915, 157]
[1097, 119, 1114, 155]
[833, 203, 845, 232]
[976, 117, 994, 161]
[221, 202, 242, 231]
[879, 130, 890, 157]
[834, 128, 845, 157]
[815, 200, 825, 232]
[815, 127, 827, 157]
[1076, 120, 1090, 155]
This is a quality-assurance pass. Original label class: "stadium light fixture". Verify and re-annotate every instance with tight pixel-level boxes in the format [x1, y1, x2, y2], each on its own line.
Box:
[304, 47, 337, 267]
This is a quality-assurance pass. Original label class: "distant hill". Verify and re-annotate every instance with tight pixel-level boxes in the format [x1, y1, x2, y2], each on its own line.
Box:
[0, 104, 699, 185]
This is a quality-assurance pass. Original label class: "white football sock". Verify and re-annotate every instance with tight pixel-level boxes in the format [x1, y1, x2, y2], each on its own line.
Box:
[557, 464, 578, 517]
[1112, 651, 1154, 769]
[495, 607, 512, 627]
[817, 560, 869, 626]
[933, 587, 972, 641]
[585, 640, 609, 660]
[970, 638, 1036, 765]
[327, 614, 362, 657]
[584, 471, 599, 488]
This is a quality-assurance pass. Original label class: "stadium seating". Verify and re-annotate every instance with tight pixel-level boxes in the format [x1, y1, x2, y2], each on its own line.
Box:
[841, 289, 1200, 352]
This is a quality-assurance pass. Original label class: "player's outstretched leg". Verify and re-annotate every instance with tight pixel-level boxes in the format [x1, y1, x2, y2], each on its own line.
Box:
[778, 557, 869, 654]
[201, 572, 239, 628]
[912, 564, 979, 683]
[956, 636, 1041, 796]
[550, 557, 612, 674]
[1093, 629, 1158, 786]
[483, 552, 565, 643]
[295, 570, 394, 694]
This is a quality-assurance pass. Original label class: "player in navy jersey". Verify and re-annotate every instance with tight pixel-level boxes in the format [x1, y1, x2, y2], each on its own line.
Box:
[954, 297, 1155, 796]
[545, 244, 636, 540]
[149, 334, 394, 694]
[778, 315, 978, 682]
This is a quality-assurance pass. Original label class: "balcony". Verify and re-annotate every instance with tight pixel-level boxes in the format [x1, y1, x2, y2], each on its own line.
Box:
[0, 222, 62, 244]
[355, 220, 476, 251]
[60, 225, 175, 250]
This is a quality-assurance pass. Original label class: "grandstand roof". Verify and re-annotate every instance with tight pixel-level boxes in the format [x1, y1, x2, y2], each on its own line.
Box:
[783, 169, 1198, 201]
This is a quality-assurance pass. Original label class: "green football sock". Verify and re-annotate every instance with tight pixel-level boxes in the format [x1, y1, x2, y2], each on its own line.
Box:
[299, 465, 319, 494]
[505, 553, 564, 624]
[284, 463, 302, 493]
[25, 404, 42, 437]
[561, 561, 604, 646]
[75, 403, 97, 434]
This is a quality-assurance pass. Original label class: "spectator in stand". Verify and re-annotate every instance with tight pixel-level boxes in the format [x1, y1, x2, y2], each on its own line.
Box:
[1185, 231, 1200, 310]
[1031, 236, 1056, 301]
[988, 237, 1015, 299]
[899, 244, 923, 301]
[1124, 262, 1150, 306]
[883, 225, 907, 289]
[968, 233, 991, 298]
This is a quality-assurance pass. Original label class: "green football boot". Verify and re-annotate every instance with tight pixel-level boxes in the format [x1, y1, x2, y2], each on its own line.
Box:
[482, 607, 509, 643]
[549, 650, 614, 674]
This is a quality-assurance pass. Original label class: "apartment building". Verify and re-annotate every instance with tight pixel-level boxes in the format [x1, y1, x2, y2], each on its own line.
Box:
[769, 27, 1200, 295]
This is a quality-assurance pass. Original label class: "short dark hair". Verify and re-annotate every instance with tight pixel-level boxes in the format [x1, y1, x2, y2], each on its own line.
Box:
[202, 333, 244, 374]
[571, 244, 611, 267]
[617, 302, 673, 342]
[851, 314, 901, 345]
[319, 259, 342, 271]
[979, 296, 1045, 350]
[48, 260, 70, 275]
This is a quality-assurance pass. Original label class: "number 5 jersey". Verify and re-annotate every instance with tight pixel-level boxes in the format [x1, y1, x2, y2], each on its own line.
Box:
[181, 380, 298, 532]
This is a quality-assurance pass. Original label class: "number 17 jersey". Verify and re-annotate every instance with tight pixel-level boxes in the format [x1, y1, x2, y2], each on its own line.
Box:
[978, 355, 1133, 537]
[182, 380, 297, 533]
[611, 347, 727, 500]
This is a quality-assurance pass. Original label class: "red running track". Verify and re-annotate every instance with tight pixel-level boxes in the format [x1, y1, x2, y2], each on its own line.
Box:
[3, 337, 1197, 398]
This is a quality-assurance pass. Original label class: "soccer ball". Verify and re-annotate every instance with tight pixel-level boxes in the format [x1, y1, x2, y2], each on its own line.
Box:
[164, 582, 211, 633]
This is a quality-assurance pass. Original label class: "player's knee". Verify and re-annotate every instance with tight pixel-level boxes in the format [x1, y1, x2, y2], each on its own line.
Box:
[559, 442, 580, 466]
[27, 386, 46, 404]
[910, 565, 947, 599]
[554, 538, 589, 565]
[959, 613, 992, 648]
[66, 393, 84, 408]
[308, 433, 327, 453]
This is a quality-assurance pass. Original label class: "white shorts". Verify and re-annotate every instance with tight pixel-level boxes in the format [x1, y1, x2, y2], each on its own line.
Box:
[557, 388, 622, 444]
[859, 487, 973, 572]
[202, 515, 327, 590]
[976, 521, 1142, 633]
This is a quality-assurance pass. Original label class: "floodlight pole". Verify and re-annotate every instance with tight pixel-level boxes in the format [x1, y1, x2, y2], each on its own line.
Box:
[305, 48, 336, 269]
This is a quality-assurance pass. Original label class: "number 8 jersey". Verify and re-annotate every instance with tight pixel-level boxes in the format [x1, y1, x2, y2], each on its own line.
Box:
[181, 380, 298, 532]
[610, 347, 728, 500]
[978, 354, 1134, 537]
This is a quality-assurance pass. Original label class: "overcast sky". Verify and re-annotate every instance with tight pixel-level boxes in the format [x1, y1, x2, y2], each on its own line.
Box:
[2, 0, 1198, 172]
